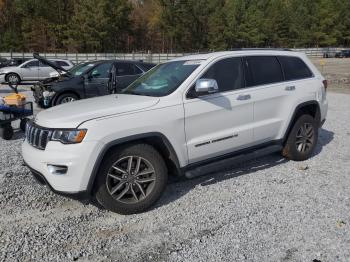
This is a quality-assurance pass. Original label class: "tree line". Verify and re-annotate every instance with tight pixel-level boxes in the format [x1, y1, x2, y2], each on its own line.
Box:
[0, 0, 349, 53]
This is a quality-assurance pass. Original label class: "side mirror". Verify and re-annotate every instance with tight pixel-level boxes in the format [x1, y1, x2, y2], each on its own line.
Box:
[195, 79, 219, 94]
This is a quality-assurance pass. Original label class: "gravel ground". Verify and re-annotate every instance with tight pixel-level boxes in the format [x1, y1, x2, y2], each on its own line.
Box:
[0, 87, 350, 262]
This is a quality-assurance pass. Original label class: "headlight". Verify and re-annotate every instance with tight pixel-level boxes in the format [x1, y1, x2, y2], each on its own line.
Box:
[51, 129, 87, 144]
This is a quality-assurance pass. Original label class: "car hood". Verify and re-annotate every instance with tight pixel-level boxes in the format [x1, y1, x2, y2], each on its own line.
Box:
[34, 94, 160, 128]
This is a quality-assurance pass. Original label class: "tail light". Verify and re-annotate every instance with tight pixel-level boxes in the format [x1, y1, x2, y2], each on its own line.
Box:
[322, 79, 328, 90]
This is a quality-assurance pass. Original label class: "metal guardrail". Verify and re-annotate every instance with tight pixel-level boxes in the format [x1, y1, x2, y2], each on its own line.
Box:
[0, 48, 347, 63]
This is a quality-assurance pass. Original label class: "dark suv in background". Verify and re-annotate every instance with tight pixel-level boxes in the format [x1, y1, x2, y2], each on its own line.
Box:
[0, 58, 29, 68]
[335, 49, 350, 58]
[32, 56, 155, 107]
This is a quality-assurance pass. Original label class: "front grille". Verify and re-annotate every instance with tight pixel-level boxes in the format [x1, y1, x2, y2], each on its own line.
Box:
[25, 122, 52, 150]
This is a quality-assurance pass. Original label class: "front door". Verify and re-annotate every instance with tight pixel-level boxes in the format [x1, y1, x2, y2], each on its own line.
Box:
[19, 60, 39, 80]
[38, 61, 54, 79]
[84, 62, 112, 97]
[183, 57, 254, 164]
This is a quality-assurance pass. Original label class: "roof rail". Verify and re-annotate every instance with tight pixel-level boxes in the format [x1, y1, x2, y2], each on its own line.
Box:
[230, 48, 292, 51]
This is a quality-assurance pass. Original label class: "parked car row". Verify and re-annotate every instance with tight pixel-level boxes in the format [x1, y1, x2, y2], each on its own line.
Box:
[0, 57, 74, 84]
[0, 58, 30, 68]
[323, 49, 350, 58]
[0, 54, 156, 108]
[21, 49, 328, 215]
[31, 55, 155, 107]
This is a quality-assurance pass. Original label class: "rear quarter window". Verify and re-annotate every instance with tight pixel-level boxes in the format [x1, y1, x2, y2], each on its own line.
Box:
[278, 56, 313, 81]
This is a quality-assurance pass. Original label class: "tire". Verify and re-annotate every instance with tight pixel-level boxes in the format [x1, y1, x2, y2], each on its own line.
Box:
[0, 125, 14, 140]
[94, 144, 168, 214]
[55, 93, 79, 105]
[5, 73, 21, 85]
[282, 114, 318, 161]
[20, 118, 29, 132]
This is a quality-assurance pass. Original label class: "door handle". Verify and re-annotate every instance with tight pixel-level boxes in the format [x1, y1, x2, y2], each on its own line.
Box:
[285, 85, 295, 91]
[237, 94, 251, 101]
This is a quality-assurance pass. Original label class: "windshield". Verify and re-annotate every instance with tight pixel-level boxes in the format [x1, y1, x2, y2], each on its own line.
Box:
[69, 63, 95, 76]
[122, 60, 201, 97]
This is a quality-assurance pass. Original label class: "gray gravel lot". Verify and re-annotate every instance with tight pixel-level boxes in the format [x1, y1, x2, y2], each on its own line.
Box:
[0, 86, 349, 262]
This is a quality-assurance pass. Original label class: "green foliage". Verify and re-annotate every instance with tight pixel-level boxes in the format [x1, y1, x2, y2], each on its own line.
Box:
[0, 0, 349, 52]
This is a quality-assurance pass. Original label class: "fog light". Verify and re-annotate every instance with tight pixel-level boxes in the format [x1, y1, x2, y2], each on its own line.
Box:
[47, 165, 68, 175]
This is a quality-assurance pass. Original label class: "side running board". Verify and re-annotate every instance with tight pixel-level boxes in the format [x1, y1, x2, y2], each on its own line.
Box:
[184, 145, 282, 179]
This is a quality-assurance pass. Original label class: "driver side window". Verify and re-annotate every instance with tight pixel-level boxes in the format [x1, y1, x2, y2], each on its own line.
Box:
[91, 62, 112, 78]
[201, 57, 244, 92]
[187, 57, 244, 99]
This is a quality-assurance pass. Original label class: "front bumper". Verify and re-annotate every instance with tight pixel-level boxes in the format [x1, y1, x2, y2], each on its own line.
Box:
[22, 138, 105, 194]
[24, 161, 90, 201]
[31, 84, 55, 107]
[0, 74, 5, 84]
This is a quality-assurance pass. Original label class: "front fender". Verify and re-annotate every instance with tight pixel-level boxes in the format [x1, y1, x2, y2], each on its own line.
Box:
[85, 132, 182, 194]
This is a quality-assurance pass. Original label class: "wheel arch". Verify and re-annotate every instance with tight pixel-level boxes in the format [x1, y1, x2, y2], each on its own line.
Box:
[283, 100, 321, 144]
[5, 72, 21, 82]
[52, 90, 81, 106]
[86, 132, 182, 195]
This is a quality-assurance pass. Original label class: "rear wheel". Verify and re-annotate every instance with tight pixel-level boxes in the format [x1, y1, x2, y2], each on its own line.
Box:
[55, 93, 79, 105]
[0, 124, 14, 140]
[282, 114, 318, 161]
[94, 144, 168, 214]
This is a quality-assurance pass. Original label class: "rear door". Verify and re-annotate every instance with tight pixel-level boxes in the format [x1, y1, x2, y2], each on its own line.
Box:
[184, 57, 254, 164]
[115, 62, 143, 91]
[244, 56, 311, 144]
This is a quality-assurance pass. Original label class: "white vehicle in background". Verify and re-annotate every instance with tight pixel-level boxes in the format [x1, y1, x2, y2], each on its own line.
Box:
[22, 49, 328, 215]
[0, 55, 73, 84]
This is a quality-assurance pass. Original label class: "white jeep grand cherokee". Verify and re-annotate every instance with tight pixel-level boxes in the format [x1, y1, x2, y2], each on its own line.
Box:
[22, 50, 328, 214]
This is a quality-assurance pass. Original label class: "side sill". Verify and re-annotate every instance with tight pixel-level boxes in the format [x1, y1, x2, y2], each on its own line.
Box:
[183, 142, 283, 179]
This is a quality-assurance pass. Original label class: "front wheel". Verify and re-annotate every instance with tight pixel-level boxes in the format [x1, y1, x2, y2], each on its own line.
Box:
[94, 144, 168, 214]
[5, 73, 21, 85]
[55, 93, 79, 105]
[282, 114, 318, 161]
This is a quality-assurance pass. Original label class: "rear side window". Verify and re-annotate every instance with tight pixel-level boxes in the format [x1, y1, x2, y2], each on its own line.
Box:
[201, 57, 244, 92]
[25, 60, 39, 67]
[115, 63, 141, 76]
[278, 56, 313, 81]
[140, 63, 156, 71]
[244, 56, 283, 87]
[55, 60, 70, 67]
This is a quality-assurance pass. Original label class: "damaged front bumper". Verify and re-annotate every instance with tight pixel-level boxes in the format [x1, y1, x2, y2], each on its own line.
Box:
[31, 83, 56, 108]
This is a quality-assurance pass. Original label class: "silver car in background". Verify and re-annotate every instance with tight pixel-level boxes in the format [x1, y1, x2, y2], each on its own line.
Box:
[0, 58, 74, 84]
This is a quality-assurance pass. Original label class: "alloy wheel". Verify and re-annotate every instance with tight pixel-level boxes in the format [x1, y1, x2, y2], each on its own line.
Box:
[8, 75, 19, 84]
[61, 97, 76, 103]
[295, 122, 314, 153]
[106, 156, 156, 204]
